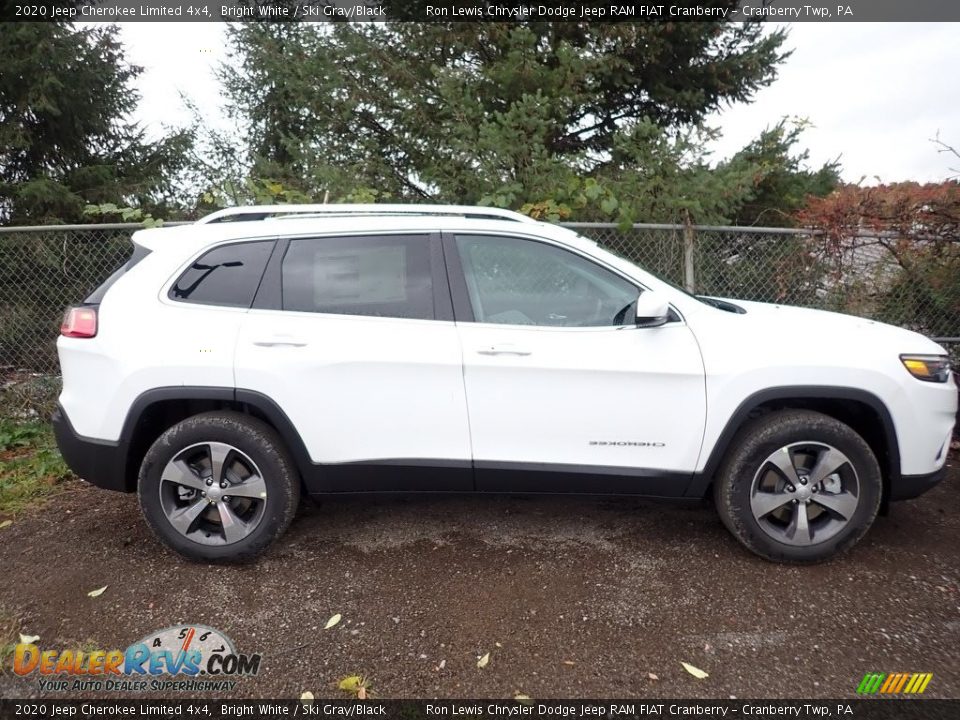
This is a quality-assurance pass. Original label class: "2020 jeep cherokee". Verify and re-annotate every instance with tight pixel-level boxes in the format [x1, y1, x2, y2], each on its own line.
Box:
[53, 205, 957, 563]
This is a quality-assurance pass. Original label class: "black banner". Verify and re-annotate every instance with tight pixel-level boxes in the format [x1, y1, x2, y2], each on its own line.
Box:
[3, 0, 960, 23]
[1, 700, 959, 720]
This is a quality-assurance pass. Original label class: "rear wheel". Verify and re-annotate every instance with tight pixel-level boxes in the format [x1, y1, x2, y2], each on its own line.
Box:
[714, 410, 882, 563]
[138, 412, 299, 562]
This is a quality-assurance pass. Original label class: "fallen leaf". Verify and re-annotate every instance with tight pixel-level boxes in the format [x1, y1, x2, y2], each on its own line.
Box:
[681, 662, 709, 679]
[495, 642, 502, 648]
[19, 634, 39, 645]
[648, 672, 659, 681]
[338, 675, 372, 698]
[339, 676, 363, 692]
[87, 586, 108, 598]
[477, 653, 490, 668]
[324, 613, 342, 630]
[0, 520, 12, 529]
[300, 692, 314, 702]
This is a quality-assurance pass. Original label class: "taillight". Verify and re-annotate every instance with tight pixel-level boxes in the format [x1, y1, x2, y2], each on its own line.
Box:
[60, 306, 98, 338]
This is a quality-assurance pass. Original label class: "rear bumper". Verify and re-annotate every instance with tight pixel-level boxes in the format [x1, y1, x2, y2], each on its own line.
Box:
[889, 465, 948, 501]
[52, 405, 132, 492]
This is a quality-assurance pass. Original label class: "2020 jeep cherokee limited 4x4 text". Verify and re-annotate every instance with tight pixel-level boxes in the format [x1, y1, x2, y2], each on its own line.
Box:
[53, 205, 957, 563]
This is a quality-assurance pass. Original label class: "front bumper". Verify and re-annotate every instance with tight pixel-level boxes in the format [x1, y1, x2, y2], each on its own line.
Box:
[889, 465, 949, 501]
[52, 404, 132, 492]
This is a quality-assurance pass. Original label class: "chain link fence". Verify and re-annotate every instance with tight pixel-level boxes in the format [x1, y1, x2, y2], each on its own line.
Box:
[2, 221, 958, 375]
[575, 222, 960, 358]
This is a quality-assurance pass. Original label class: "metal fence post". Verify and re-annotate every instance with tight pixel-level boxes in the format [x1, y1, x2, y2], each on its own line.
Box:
[683, 220, 696, 294]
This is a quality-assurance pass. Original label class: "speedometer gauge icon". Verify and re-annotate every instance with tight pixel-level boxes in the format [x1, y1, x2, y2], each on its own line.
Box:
[134, 624, 236, 673]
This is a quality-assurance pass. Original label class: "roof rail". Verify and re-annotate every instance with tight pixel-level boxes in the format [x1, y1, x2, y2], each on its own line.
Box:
[196, 204, 538, 225]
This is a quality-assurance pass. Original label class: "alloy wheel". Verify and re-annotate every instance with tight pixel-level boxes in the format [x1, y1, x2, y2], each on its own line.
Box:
[749, 442, 861, 547]
[158, 442, 268, 545]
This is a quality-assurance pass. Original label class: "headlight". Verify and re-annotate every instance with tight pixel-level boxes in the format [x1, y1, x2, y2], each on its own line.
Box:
[900, 354, 951, 383]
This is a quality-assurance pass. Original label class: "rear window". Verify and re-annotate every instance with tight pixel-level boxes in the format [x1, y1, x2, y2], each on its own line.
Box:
[85, 244, 152, 304]
[169, 241, 273, 308]
[281, 234, 434, 320]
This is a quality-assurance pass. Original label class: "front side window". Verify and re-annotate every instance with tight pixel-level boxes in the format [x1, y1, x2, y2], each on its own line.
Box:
[455, 234, 640, 327]
[170, 241, 273, 308]
[282, 234, 434, 320]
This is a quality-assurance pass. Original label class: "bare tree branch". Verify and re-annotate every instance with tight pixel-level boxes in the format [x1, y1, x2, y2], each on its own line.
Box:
[931, 130, 960, 179]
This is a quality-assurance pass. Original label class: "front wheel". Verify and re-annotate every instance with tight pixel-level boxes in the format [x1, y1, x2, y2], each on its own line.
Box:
[138, 411, 300, 563]
[714, 410, 882, 563]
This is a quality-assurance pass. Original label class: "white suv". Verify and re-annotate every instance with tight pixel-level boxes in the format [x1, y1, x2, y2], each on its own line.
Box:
[53, 205, 957, 563]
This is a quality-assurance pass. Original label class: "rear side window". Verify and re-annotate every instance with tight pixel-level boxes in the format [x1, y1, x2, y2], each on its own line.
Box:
[170, 241, 273, 308]
[85, 244, 152, 304]
[281, 234, 434, 320]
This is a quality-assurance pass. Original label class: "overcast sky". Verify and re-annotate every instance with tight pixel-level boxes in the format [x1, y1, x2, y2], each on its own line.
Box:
[117, 22, 960, 184]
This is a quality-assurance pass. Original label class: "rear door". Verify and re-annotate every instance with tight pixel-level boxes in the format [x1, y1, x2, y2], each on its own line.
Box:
[446, 232, 707, 494]
[235, 232, 473, 491]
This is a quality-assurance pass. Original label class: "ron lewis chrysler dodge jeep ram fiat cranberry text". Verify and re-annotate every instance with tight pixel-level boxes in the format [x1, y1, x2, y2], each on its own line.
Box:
[53, 205, 957, 563]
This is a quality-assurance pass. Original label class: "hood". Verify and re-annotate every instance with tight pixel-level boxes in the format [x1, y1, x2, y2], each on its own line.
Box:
[697, 298, 948, 357]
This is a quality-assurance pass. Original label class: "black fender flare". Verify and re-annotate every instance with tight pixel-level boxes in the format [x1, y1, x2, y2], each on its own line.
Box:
[684, 385, 901, 498]
[119, 386, 315, 488]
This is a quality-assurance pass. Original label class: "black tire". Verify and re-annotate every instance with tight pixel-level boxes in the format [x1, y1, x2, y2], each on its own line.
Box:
[713, 409, 882, 564]
[138, 411, 300, 563]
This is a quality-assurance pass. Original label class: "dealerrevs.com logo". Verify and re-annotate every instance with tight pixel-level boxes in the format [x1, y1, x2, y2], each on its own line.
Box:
[14, 625, 261, 693]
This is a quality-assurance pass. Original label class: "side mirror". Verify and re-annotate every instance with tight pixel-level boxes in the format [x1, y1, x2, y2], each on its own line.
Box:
[634, 291, 671, 328]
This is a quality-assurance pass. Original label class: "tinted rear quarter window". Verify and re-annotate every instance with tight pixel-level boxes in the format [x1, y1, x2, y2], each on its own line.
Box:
[170, 241, 273, 308]
[281, 234, 434, 320]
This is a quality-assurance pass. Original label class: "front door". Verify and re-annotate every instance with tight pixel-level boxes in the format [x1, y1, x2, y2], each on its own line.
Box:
[447, 232, 706, 495]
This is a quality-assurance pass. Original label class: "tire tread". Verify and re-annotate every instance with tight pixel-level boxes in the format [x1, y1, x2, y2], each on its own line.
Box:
[137, 411, 300, 563]
[713, 409, 882, 564]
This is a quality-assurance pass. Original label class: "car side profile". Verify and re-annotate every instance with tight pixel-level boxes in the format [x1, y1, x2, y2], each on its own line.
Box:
[53, 205, 957, 563]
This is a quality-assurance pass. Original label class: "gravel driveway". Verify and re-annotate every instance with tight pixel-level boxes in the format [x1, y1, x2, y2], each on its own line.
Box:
[1, 458, 957, 700]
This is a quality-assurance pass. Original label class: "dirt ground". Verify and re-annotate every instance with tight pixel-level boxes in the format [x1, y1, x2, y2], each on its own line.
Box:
[1, 458, 958, 701]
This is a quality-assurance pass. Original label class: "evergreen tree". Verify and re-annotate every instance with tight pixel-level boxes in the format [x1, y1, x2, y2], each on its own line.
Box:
[0, 23, 191, 224]
[215, 18, 789, 217]
[727, 121, 840, 226]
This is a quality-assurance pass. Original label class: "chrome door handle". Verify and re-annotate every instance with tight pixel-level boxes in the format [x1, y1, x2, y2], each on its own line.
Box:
[477, 345, 532, 356]
[252, 336, 308, 347]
